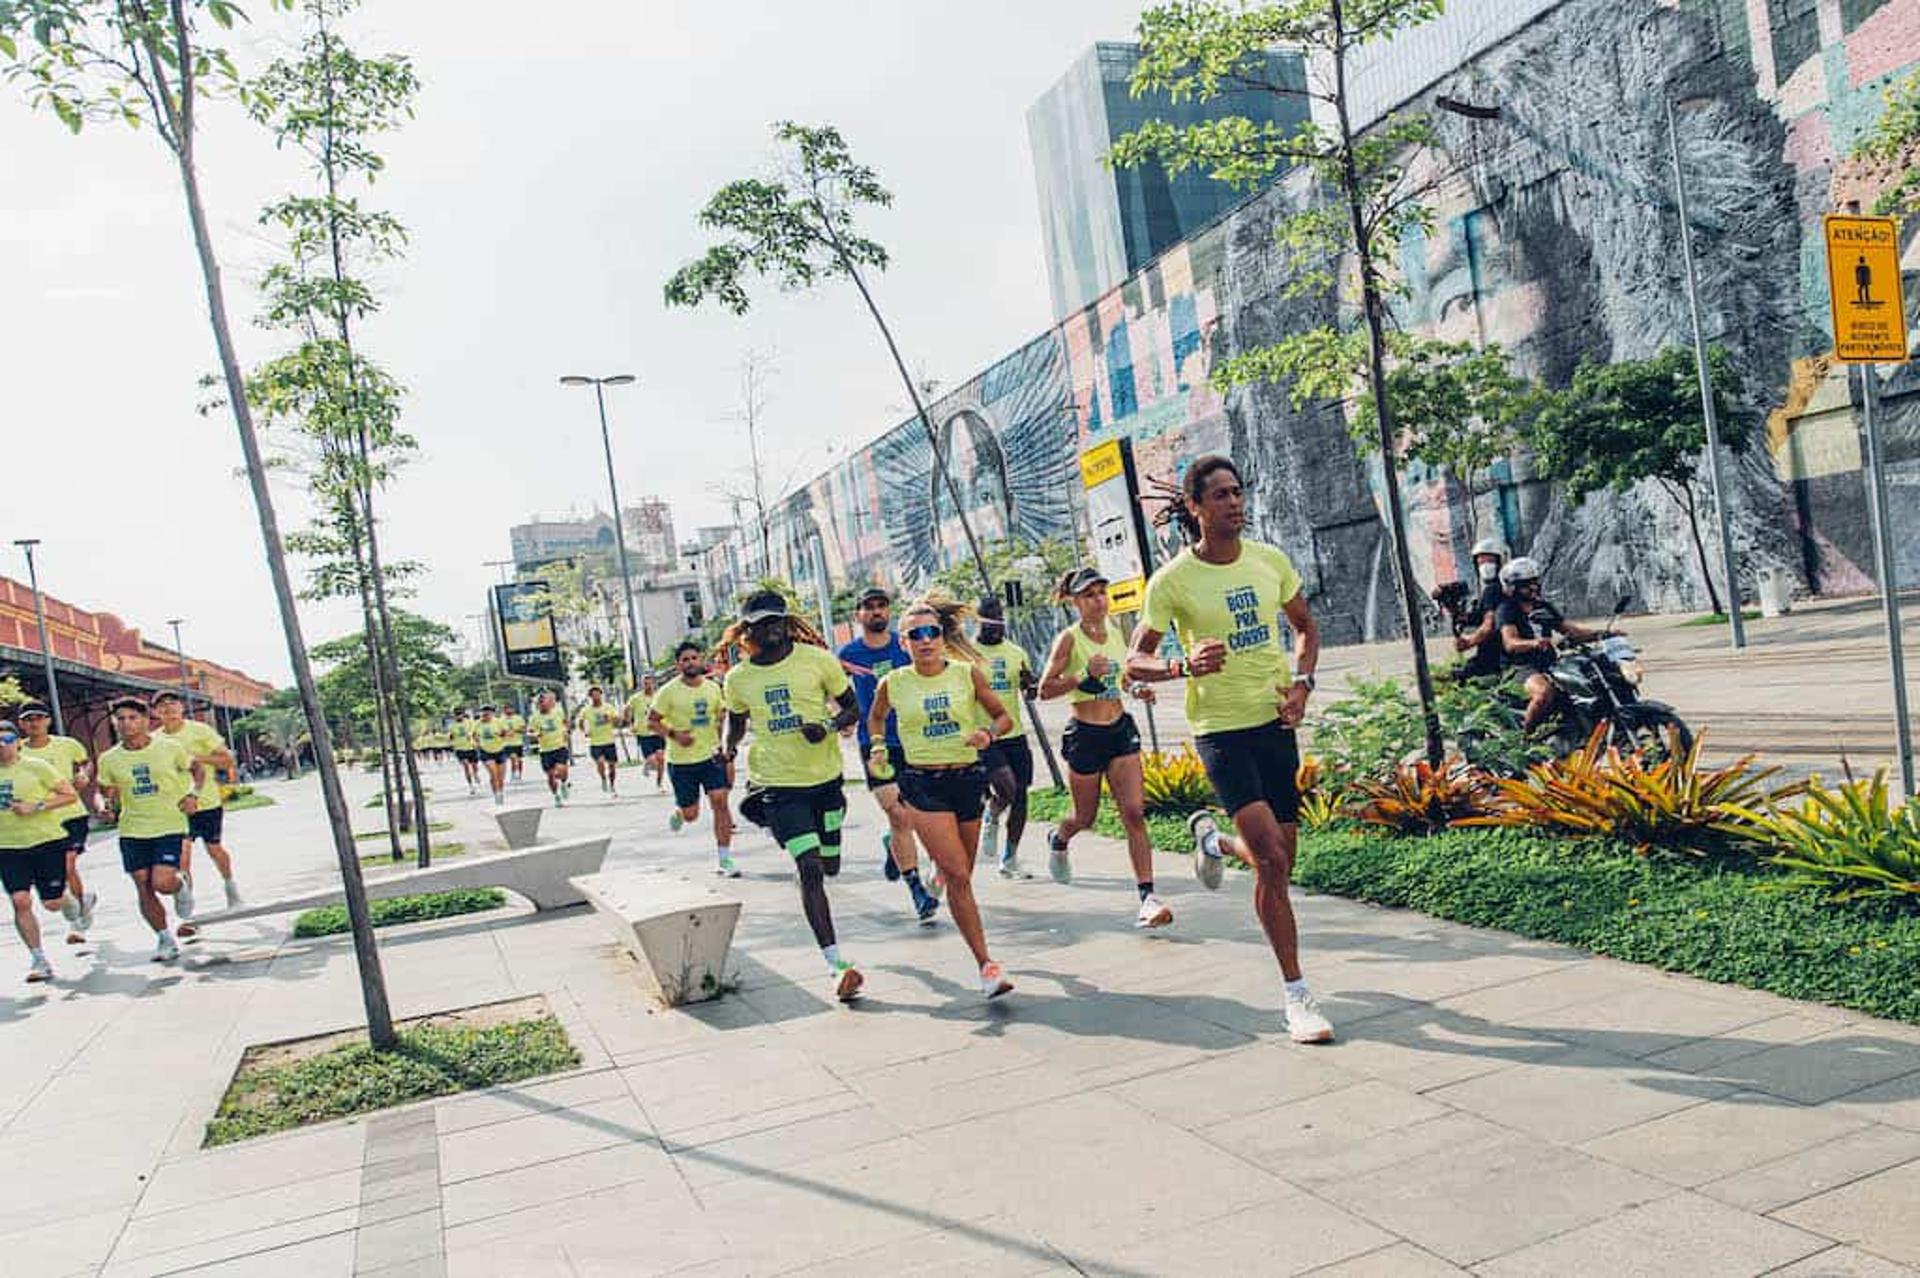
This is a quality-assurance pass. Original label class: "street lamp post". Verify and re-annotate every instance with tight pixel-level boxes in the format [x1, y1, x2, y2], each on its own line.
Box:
[560, 373, 647, 684]
[166, 618, 192, 704]
[12, 539, 64, 735]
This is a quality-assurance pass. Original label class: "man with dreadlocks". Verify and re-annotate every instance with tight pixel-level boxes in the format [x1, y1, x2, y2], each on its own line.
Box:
[721, 589, 867, 1001]
[1127, 455, 1335, 1045]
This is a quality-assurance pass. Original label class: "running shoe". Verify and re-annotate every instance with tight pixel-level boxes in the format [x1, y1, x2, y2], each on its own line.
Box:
[1135, 894, 1173, 929]
[716, 856, 741, 878]
[153, 932, 180, 963]
[979, 807, 1001, 858]
[924, 866, 944, 900]
[25, 955, 52, 983]
[553, 790, 564, 808]
[914, 888, 941, 924]
[979, 961, 1013, 1000]
[1284, 989, 1336, 1044]
[224, 878, 242, 909]
[881, 832, 900, 882]
[998, 854, 1033, 880]
[831, 960, 864, 1002]
[173, 873, 195, 921]
[1188, 810, 1226, 891]
[1047, 829, 1072, 884]
[669, 810, 685, 833]
[60, 895, 81, 925]
[76, 891, 96, 936]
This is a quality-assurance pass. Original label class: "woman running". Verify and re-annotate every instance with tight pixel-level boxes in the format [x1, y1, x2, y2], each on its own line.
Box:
[1037, 566, 1169, 930]
[867, 595, 1016, 999]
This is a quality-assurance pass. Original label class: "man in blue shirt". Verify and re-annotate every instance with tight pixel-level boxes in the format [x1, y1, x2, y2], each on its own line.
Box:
[838, 586, 938, 922]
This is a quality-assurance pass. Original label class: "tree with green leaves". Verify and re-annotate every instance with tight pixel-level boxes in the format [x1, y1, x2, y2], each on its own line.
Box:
[665, 122, 994, 597]
[1112, 0, 1451, 763]
[1, 0, 395, 1045]
[231, 703, 309, 779]
[574, 641, 626, 690]
[1527, 346, 1751, 615]
[311, 609, 458, 742]
[1854, 71, 1919, 218]
[248, 0, 430, 865]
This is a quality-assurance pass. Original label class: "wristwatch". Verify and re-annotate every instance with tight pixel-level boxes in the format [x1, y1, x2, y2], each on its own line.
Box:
[1295, 673, 1317, 693]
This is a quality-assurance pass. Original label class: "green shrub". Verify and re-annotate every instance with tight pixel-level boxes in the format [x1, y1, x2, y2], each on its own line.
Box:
[1353, 758, 1490, 834]
[205, 1015, 579, 1146]
[1743, 772, 1920, 902]
[1307, 672, 1547, 791]
[1140, 747, 1215, 815]
[293, 888, 504, 938]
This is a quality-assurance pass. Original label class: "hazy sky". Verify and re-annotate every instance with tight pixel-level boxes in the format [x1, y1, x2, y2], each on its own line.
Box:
[3, 1, 1146, 684]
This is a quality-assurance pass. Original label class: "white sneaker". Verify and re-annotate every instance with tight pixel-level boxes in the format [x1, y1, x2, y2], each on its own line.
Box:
[25, 955, 52, 983]
[223, 878, 242, 909]
[76, 891, 97, 937]
[1188, 810, 1225, 891]
[1135, 894, 1173, 929]
[153, 932, 180, 963]
[979, 960, 1013, 1000]
[1047, 831, 1072, 884]
[172, 873, 195, 921]
[979, 807, 1001, 857]
[59, 894, 81, 925]
[998, 855, 1033, 880]
[716, 856, 741, 878]
[1285, 989, 1335, 1044]
[669, 810, 685, 833]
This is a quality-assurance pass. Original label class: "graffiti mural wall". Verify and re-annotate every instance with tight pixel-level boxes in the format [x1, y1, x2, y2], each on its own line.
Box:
[738, 0, 1918, 644]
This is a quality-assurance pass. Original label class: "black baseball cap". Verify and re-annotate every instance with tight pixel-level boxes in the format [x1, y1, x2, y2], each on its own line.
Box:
[1063, 566, 1110, 595]
[15, 701, 51, 719]
[741, 589, 791, 624]
[856, 586, 891, 607]
[976, 594, 1005, 620]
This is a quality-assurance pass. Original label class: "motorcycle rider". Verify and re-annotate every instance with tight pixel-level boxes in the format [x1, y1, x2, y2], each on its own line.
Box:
[1498, 557, 1623, 732]
[1452, 537, 1510, 680]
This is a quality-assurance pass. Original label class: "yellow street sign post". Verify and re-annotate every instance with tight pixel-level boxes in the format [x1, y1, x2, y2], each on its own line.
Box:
[1823, 212, 1913, 793]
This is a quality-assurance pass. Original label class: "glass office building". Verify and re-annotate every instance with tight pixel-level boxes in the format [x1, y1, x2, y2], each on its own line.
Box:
[1028, 42, 1309, 320]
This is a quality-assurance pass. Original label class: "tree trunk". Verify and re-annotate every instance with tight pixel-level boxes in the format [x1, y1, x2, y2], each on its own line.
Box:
[1331, 0, 1445, 765]
[160, 19, 395, 1050]
[1673, 481, 1724, 615]
[359, 586, 405, 861]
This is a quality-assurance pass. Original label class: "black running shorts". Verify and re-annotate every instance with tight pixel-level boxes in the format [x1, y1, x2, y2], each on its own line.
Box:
[186, 807, 225, 845]
[979, 735, 1034, 789]
[1194, 719, 1302, 822]
[0, 839, 70, 901]
[898, 765, 987, 822]
[1061, 715, 1141, 776]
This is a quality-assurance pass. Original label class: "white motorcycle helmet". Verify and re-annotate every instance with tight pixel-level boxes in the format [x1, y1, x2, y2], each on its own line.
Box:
[1470, 537, 1510, 582]
[1499, 556, 1543, 590]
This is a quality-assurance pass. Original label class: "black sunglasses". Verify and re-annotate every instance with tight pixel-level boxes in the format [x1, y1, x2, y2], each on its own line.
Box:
[904, 624, 942, 642]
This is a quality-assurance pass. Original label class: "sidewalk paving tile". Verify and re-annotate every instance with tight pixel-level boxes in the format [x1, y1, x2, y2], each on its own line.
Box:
[438, 1140, 680, 1228]
[435, 1096, 648, 1185]
[1475, 1189, 1828, 1277]
[1104, 1039, 1359, 1127]
[1578, 1091, 1870, 1187]
[670, 1099, 903, 1189]
[1700, 1125, 1920, 1214]
[1775, 1158, 1920, 1266]
[108, 1167, 362, 1261]
[1766, 1245, 1920, 1276]
[1296, 1240, 1466, 1274]
[1197, 1078, 1453, 1172]
[1114, 1190, 1395, 1275]
[1425, 1047, 1731, 1144]
[1702, 1030, 1920, 1105]
[95, 1206, 359, 1277]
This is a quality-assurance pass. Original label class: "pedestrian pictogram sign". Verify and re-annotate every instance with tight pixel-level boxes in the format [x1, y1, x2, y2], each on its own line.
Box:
[1823, 214, 1909, 364]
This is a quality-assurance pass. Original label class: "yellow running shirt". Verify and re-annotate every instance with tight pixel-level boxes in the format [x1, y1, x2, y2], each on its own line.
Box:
[98, 736, 195, 838]
[651, 678, 726, 765]
[528, 708, 569, 751]
[1060, 624, 1127, 704]
[577, 702, 619, 747]
[972, 639, 1030, 738]
[499, 712, 525, 744]
[449, 718, 475, 750]
[1141, 540, 1302, 736]
[0, 756, 71, 849]
[722, 645, 850, 788]
[880, 661, 981, 767]
[472, 718, 509, 754]
[624, 692, 652, 732]
[23, 734, 88, 783]
[160, 719, 227, 811]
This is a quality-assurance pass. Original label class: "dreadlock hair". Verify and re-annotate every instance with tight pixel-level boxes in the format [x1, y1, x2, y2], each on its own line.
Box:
[902, 590, 984, 666]
[712, 613, 830, 664]
[1146, 454, 1242, 546]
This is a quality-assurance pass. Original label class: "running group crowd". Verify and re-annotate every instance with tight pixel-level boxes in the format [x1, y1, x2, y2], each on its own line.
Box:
[0, 454, 1336, 1044]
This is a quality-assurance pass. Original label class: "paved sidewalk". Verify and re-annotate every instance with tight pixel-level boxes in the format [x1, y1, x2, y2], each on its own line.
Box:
[3, 760, 1920, 1276]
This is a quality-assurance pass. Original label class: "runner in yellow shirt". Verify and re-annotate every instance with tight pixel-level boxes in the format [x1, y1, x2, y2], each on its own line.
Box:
[0, 715, 83, 983]
[527, 689, 573, 806]
[625, 674, 666, 792]
[1129, 454, 1332, 1045]
[154, 690, 241, 910]
[499, 706, 527, 786]
[96, 697, 203, 963]
[471, 706, 511, 806]
[970, 596, 1039, 880]
[449, 711, 480, 795]
[17, 700, 99, 943]
[577, 686, 623, 796]
[649, 642, 736, 875]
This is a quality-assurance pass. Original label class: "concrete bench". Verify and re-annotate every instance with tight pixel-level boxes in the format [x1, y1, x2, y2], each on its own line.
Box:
[492, 806, 544, 850]
[571, 870, 742, 1007]
[194, 836, 613, 928]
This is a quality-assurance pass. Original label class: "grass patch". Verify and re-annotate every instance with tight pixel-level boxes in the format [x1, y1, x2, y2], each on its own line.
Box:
[358, 842, 466, 867]
[293, 887, 504, 938]
[1680, 610, 1763, 627]
[205, 1002, 578, 1146]
[354, 821, 454, 841]
[223, 792, 277, 811]
[1295, 828, 1920, 1025]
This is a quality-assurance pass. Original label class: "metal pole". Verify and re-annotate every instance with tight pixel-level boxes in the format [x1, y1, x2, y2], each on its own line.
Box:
[592, 381, 649, 683]
[1666, 96, 1746, 649]
[1858, 365, 1914, 796]
[167, 618, 192, 704]
[14, 540, 65, 735]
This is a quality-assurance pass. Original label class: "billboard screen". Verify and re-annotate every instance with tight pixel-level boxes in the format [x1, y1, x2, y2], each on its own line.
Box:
[493, 582, 564, 683]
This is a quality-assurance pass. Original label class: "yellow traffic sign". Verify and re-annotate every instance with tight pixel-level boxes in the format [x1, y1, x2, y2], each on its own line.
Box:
[1823, 214, 1908, 364]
